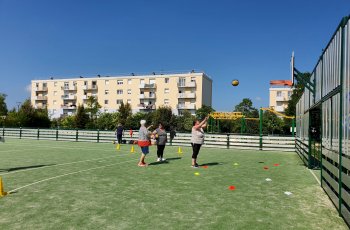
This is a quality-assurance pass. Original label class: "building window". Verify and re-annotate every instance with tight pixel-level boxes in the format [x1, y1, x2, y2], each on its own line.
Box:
[104, 100, 109, 105]
[117, 80, 123, 85]
[54, 82, 57, 87]
[127, 99, 131, 104]
[179, 77, 186, 86]
[53, 100, 57, 105]
[164, 88, 169, 94]
[117, 90, 123, 95]
[53, 109, 57, 113]
[140, 79, 145, 84]
[127, 89, 131, 94]
[191, 77, 196, 82]
[54, 91, 57, 96]
[116, 99, 123, 105]
[165, 78, 169, 83]
[277, 91, 282, 97]
[105, 80, 109, 85]
[150, 79, 155, 84]
[105, 90, 109, 95]
[164, 99, 169, 105]
[128, 79, 132, 85]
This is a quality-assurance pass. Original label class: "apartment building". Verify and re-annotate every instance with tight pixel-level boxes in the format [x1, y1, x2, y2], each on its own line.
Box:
[269, 80, 293, 114]
[31, 72, 212, 118]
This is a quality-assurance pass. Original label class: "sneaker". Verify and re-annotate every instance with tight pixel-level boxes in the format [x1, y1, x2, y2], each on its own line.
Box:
[161, 158, 166, 161]
[191, 165, 199, 168]
[156, 158, 161, 162]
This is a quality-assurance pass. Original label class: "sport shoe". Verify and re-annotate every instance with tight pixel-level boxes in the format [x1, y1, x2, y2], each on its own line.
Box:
[156, 158, 161, 162]
[191, 165, 199, 168]
[161, 158, 166, 161]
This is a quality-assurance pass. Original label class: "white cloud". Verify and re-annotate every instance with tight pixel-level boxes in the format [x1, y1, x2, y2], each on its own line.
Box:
[25, 84, 31, 93]
[255, 97, 262, 101]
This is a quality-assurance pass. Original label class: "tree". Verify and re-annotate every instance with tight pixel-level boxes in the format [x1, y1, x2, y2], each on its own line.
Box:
[234, 98, 259, 118]
[195, 105, 215, 120]
[285, 72, 311, 117]
[85, 96, 101, 119]
[60, 116, 76, 129]
[176, 110, 194, 132]
[75, 105, 89, 129]
[152, 106, 173, 129]
[95, 112, 119, 130]
[0, 93, 8, 116]
[263, 111, 284, 135]
[118, 102, 132, 125]
[125, 112, 147, 130]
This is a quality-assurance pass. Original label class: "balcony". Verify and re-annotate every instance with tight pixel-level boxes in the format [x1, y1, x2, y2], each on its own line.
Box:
[62, 95, 77, 100]
[276, 96, 287, 102]
[138, 104, 156, 110]
[35, 104, 47, 109]
[82, 95, 98, 100]
[82, 85, 98, 90]
[34, 96, 48, 101]
[177, 81, 196, 88]
[139, 83, 156, 89]
[139, 94, 156, 99]
[61, 105, 77, 110]
[177, 104, 196, 110]
[35, 87, 48, 92]
[62, 86, 77, 91]
[178, 93, 196, 99]
[275, 106, 285, 112]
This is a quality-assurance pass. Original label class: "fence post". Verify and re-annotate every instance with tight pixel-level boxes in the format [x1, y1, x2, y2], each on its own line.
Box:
[37, 128, 40, 140]
[56, 128, 59, 141]
[227, 134, 230, 149]
[19, 127, 22, 139]
[2, 126, 4, 137]
[259, 108, 263, 150]
[97, 129, 100, 143]
[76, 129, 78, 142]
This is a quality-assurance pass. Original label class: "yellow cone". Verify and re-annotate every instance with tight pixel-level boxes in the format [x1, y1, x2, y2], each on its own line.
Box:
[0, 177, 7, 197]
[178, 146, 183, 155]
[116, 144, 120, 151]
[130, 145, 135, 153]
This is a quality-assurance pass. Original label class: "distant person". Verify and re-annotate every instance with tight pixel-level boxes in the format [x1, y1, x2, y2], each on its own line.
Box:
[129, 129, 133, 138]
[137, 120, 152, 167]
[115, 124, 124, 144]
[152, 122, 167, 162]
[170, 127, 176, 143]
[191, 116, 209, 168]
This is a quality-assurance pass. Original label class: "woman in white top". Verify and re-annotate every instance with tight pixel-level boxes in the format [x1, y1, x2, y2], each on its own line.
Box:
[191, 116, 209, 168]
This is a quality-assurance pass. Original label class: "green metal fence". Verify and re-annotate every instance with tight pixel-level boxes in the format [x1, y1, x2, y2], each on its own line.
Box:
[0, 127, 295, 151]
[295, 15, 350, 226]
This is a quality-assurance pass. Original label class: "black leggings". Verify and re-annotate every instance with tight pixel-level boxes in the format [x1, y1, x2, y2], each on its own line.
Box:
[117, 134, 122, 144]
[157, 145, 166, 158]
[191, 143, 202, 159]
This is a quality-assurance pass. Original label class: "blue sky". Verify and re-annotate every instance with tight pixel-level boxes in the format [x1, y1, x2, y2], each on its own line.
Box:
[0, 0, 349, 111]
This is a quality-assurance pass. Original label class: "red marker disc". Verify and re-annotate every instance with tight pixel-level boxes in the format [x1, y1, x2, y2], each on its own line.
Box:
[273, 164, 280, 166]
[201, 165, 208, 168]
[229, 185, 236, 190]
[263, 166, 269, 170]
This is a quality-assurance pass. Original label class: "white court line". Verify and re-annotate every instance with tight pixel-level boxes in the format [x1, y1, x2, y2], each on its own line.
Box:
[8, 159, 137, 193]
[308, 169, 321, 185]
[0, 150, 24, 153]
[0, 143, 116, 152]
[0, 153, 131, 176]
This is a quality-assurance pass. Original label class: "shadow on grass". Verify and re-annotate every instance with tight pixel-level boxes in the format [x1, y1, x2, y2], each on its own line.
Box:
[148, 161, 169, 166]
[0, 164, 55, 172]
[199, 162, 223, 167]
[166, 157, 182, 161]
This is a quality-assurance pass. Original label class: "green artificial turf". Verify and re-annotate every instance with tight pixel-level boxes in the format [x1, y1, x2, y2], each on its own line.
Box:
[0, 139, 347, 230]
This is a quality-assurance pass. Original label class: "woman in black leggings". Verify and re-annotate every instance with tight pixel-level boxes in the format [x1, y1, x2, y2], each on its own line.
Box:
[191, 116, 209, 168]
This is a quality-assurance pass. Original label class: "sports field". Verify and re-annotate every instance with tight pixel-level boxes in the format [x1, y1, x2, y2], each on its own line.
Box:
[0, 139, 348, 229]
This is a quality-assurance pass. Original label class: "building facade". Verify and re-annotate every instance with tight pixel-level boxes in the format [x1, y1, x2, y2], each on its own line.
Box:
[269, 80, 293, 114]
[31, 72, 212, 118]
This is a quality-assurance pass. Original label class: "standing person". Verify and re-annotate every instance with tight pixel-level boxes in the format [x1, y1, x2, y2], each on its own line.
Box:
[115, 123, 124, 144]
[129, 129, 133, 138]
[170, 127, 176, 143]
[191, 116, 209, 168]
[137, 120, 152, 167]
[153, 123, 167, 162]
